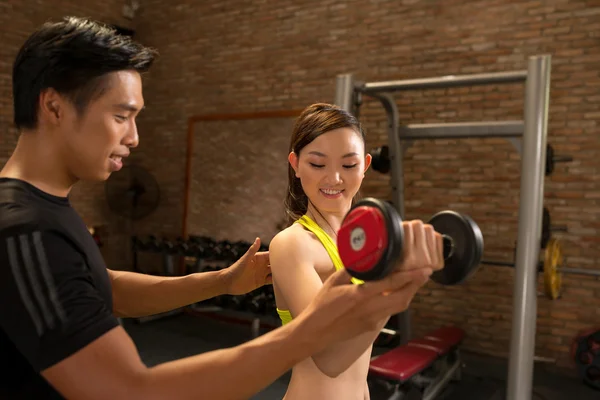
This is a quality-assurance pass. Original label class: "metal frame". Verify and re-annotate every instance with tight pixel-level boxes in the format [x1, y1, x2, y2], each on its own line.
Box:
[334, 54, 552, 400]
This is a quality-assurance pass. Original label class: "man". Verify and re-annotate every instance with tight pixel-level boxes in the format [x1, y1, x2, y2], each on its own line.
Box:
[0, 17, 443, 399]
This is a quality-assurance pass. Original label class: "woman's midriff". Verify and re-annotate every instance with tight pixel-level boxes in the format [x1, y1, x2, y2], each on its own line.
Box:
[282, 345, 372, 400]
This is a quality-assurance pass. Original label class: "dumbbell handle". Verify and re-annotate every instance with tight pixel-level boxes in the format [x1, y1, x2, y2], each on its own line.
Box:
[442, 234, 455, 260]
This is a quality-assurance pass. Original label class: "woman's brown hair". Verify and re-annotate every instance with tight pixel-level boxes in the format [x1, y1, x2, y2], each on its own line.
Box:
[283, 103, 366, 226]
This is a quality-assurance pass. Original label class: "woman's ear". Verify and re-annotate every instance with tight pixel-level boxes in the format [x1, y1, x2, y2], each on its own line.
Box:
[288, 151, 300, 177]
[363, 153, 372, 174]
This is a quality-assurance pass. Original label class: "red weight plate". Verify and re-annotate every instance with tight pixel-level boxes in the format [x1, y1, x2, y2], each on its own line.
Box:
[338, 206, 388, 274]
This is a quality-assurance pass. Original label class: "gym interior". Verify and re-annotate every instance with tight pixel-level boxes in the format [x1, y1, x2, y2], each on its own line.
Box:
[2, 1, 600, 399]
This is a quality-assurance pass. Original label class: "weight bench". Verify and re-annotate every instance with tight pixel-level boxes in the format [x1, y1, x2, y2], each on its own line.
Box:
[369, 326, 465, 400]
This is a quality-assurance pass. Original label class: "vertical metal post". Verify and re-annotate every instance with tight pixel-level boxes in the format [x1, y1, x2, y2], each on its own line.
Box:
[375, 93, 409, 344]
[507, 55, 551, 400]
[335, 74, 355, 112]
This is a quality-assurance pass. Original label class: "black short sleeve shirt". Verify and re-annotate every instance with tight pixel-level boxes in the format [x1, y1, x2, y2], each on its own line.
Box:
[0, 178, 119, 399]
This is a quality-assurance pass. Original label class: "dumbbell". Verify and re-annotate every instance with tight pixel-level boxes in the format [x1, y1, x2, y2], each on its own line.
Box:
[160, 238, 176, 276]
[193, 236, 220, 260]
[175, 237, 190, 256]
[146, 235, 162, 253]
[337, 198, 484, 284]
[131, 236, 145, 252]
[248, 292, 269, 315]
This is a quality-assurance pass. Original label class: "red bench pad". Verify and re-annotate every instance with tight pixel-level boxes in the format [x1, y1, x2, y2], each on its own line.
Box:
[425, 326, 465, 347]
[369, 345, 437, 382]
[408, 337, 452, 354]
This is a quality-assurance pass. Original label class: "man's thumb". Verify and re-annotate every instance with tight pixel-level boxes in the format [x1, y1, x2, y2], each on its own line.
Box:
[245, 237, 261, 256]
[325, 268, 353, 287]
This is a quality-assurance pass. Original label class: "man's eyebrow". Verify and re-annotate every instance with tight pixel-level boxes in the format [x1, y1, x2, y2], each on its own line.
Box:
[114, 103, 144, 112]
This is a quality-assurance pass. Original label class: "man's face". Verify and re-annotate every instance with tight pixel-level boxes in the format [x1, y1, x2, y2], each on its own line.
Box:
[59, 70, 144, 181]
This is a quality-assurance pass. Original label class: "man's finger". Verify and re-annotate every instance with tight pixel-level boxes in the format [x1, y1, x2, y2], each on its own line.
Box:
[365, 272, 430, 318]
[324, 268, 354, 288]
[359, 268, 432, 297]
[254, 251, 270, 263]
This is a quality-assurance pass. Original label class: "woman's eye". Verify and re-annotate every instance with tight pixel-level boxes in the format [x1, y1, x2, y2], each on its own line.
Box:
[309, 163, 325, 169]
[115, 115, 128, 122]
[343, 164, 358, 169]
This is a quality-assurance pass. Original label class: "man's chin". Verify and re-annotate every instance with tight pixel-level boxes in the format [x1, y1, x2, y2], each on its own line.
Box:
[78, 171, 112, 182]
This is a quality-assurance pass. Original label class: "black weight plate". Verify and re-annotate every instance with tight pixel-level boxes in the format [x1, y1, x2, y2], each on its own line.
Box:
[545, 144, 554, 176]
[541, 207, 551, 249]
[428, 211, 484, 285]
[584, 365, 600, 390]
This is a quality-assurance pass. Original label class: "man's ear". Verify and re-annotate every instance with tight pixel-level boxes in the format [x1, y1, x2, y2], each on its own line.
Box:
[288, 151, 300, 177]
[38, 88, 64, 126]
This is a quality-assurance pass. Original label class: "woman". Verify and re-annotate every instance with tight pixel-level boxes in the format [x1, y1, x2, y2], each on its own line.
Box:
[269, 103, 383, 400]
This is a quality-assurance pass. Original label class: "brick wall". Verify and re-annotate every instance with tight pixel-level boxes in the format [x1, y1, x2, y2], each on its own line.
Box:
[132, 0, 600, 369]
[2, 0, 599, 370]
[0, 1, 136, 268]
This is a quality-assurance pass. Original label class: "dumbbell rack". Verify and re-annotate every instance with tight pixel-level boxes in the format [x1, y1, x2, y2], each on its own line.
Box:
[130, 235, 279, 336]
[335, 54, 552, 400]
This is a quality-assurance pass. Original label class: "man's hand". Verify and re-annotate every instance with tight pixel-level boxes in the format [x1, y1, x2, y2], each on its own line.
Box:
[221, 238, 272, 295]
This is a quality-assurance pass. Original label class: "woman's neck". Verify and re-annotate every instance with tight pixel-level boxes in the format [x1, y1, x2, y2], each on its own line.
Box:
[305, 202, 350, 239]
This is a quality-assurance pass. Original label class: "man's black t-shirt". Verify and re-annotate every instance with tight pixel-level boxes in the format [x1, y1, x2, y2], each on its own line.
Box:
[0, 178, 120, 399]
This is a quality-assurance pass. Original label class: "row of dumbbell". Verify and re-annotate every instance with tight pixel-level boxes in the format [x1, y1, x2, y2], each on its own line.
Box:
[210, 287, 276, 316]
[132, 235, 268, 263]
[198, 265, 276, 315]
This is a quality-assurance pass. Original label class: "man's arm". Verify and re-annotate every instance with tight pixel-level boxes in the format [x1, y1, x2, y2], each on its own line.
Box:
[0, 227, 323, 399]
[109, 238, 270, 318]
[1, 222, 436, 400]
[42, 314, 323, 400]
[42, 263, 433, 400]
[269, 230, 385, 378]
[108, 269, 228, 318]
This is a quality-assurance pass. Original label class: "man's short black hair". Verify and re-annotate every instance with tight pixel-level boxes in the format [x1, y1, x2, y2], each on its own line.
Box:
[12, 16, 158, 130]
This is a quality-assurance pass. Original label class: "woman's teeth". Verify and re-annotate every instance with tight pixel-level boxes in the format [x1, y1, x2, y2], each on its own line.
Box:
[321, 189, 342, 195]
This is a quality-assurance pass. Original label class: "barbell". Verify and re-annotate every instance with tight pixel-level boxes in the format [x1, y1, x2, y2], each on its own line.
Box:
[482, 237, 600, 300]
[370, 143, 573, 178]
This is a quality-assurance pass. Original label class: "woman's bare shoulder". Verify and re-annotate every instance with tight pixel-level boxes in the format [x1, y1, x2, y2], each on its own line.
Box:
[269, 223, 315, 266]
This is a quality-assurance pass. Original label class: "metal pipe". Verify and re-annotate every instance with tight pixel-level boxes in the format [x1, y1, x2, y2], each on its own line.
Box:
[423, 359, 462, 400]
[360, 70, 527, 93]
[507, 55, 552, 400]
[481, 260, 600, 277]
[374, 92, 410, 345]
[334, 74, 355, 112]
[560, 267, 600, 277]
[398, 120, 524, 140]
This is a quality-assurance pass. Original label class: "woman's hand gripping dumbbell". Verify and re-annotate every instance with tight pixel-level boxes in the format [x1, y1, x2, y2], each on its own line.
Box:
[337, 198, 484, 285]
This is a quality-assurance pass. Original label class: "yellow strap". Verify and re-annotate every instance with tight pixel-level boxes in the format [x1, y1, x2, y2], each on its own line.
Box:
[277, 215, 365, 326]
[296, 215, 364, 285]
[276, 308, 293, 326]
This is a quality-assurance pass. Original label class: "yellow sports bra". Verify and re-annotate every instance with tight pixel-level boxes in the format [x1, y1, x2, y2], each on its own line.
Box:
[276, 215, 364, 325]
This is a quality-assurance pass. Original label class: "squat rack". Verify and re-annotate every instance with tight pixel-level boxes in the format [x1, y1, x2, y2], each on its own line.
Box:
[334, 54, 552, 400]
